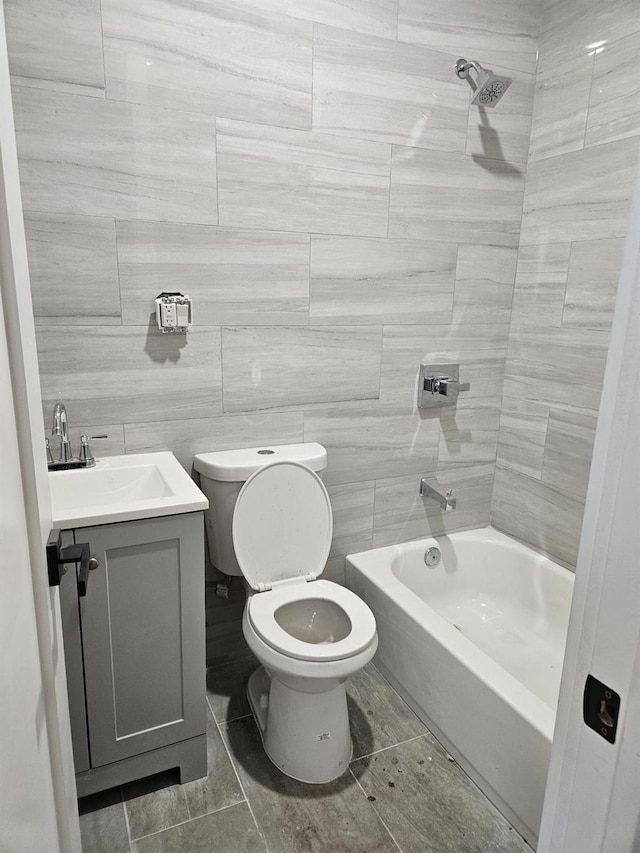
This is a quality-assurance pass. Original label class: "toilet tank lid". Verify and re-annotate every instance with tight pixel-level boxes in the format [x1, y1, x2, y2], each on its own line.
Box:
[193, 443, 327, 482]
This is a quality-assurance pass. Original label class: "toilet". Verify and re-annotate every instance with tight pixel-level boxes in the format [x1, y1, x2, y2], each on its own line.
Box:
[193, 443, 378, 784]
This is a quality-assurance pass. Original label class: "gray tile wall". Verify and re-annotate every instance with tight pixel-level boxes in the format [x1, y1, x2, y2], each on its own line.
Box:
[491, 0, 640, 569]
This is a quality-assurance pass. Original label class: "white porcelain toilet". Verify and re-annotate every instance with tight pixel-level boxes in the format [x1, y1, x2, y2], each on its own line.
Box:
[193, 443, 378, 784]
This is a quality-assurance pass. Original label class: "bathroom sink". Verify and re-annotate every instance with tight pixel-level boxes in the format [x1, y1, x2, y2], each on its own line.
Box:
[49, 452, 208, 528]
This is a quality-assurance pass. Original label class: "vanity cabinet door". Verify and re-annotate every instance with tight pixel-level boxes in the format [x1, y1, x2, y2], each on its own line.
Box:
[76, 512, 205, 768]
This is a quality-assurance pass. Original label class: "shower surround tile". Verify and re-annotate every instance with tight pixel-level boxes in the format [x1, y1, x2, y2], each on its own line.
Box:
[437, 397, 502, 468]
[102, 0, 312, 129]
[216, 119, 390, 237]
[495, 397, 548, 479]
[25, 214, 120, 324]
[562, 238, 625, 330]
[509, 243, 570, 329]
[12, 88, 217, 224]
[117, 222, 310, 327]
[452, 245, 517, 325]
[309, 236, 456, 326]
[327, 481, 375, 558]
[541, 407, 598, 498]
[465, 108, 533, 168]
[312, 25, 469, 152]
[220, 326, 382, 414]
[227, 0, 400, 38]
[37, 326, 222, 426]
[388, 147, 525, 246]
[4, 0, 105, 96]
[586, 30, 640, 147]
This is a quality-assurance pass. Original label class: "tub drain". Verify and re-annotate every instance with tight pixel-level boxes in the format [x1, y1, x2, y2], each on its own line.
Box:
[424, 547, 441, 568]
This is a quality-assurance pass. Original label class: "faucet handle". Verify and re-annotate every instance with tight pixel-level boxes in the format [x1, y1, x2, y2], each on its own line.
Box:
[45, 438, 55, 466]
[78, 434, 108, 468]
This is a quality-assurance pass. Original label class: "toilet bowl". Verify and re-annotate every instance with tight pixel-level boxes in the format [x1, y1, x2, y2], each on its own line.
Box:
[193, 444, 378, 783]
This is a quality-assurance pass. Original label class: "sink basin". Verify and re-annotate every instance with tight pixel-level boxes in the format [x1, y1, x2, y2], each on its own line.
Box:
[49, 452, 208, 528]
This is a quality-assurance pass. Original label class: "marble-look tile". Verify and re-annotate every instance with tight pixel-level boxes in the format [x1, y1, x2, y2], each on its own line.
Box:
[220, 716, 399, 853]
[37, 326, 222, 425]
[304, 405, 439, 486]
[492, 465, 584, 568]
[221, 326, 382, 414]
[586, 30, 640, 147]
[25, 214, 120, 324]
[397, 0, 538, 76]
[520, 136, 639, 246]
[132, 803, 267, 853]
[465, 108, 533, 167]
[117, 222, 309, 327]
[372, 465, 494, 546]
[51, 423, 126, 460]
[453, 245, 517, 325]
[229, 0, 399, 39]
[205, 582, 250, 669]
[437, 397, 502, 468]
[216, 119, 390, 237]
[347, 664, 426, 760]
[206, 656, 258, 724]
[5, 0, 105, 96]
[509, 243, 570, 329]
[327, 481, 375, 558]
[310, 236, 455, 325]
[321, 556, 346, 585]
[103, 0, 312, 129]
[529, 54, 593, 163]
[182, 705, 245, 820]
[389, 147, 525, 246]
[379, 324, 508, 408]
[125, 413, 303, 470]
[503, 327, 610, 411]
[13, 88, 217, 224]
[541, 407, 598, 498]
[495, 397, 548, 479]
[313, 25, 469, 152]
[353, 736, 530, 853]
[78, 789, 130, 853]
[123, 771, 190, 840]
[562, 238, 625, 330]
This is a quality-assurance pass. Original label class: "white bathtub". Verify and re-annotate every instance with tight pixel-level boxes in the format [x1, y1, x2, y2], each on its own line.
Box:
[346, 527, 574, 849]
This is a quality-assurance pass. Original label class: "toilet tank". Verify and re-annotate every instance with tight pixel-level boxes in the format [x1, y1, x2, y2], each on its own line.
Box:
[193, 443, 328, 577]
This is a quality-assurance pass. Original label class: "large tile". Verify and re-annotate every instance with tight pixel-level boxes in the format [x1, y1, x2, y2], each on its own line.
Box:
[304, 405, 439, 486]
[25, 214, 120, 324]
[495, 397, 548, 480]
[230, 0, 399, 38]
[509, 243, 570, 329]
[313, 25, 469, 152]
[541, 407, 598, 498]
[123, 771, 190, 840]
[131, 803, 266, 853]
[37, 326, 222, 425]
[220, 716, 399, 853]
[51, 423, 126, 460]
[13, 88, 217, 224]
[347, 664, 426, 760]
[562, 238, 625, 330]
[437, 397, 502, 468]
[103, 0, 312, 129]
[216, 119, 390, 237]
[206, 656, 258, 724]
[125, 413, 303, 470]
[327, 481, 375, 558]
[452, 245, 517, 325]
[353, 736, 530, 853]
[397, 0, 538, 76]
[492, 465, 584, 568]
[465, 107, 533, 167]
[182, 705, 245, 820]
[118, 222, 309, 327]
[520, 137, 639, 246]
[389, 147, 525, 246]
[310, 236, 455, 325]
[221, 326, 382, 414]
[5, 0, 104, 96]
[372, 465, 494, 546]
[205, 581, 251, 669]
[78, 789, 130, 853]
[586, 31, 640, 147]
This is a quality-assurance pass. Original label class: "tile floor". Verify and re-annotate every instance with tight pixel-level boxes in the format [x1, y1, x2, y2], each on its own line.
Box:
[79, 659, 532, 853]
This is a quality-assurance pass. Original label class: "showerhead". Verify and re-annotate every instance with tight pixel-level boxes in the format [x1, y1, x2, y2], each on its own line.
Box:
[455, 58, 512, 107]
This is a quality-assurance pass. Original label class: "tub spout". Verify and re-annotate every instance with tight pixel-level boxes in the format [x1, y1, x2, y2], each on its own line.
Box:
[420, 477, 456, 511]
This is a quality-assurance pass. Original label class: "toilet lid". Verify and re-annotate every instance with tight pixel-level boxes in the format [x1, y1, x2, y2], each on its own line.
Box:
[232, 461, 333, 591]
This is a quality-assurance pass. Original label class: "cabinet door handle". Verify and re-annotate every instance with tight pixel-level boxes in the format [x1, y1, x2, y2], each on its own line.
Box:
[46, 529, 94, 597]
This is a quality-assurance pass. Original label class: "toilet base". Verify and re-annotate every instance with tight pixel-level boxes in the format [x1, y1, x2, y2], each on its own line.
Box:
[247, 666, 352, 784]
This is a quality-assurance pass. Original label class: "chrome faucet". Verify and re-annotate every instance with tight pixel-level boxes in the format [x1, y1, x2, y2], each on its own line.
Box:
[419, 477, 456, 511]
[51, 401, 74, 464]
[48, 402, 106, 470]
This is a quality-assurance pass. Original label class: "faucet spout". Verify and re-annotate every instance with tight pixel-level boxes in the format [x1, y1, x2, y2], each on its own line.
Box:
[51, 402, 74, 463]
[419, 477, 456, 511]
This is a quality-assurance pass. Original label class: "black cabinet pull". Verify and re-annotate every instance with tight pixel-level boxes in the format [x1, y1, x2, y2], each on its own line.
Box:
[47, 529, 93, 596]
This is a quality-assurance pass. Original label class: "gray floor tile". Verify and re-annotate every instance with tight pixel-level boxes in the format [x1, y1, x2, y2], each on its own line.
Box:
[347, 663, 427, 760]
[206, 655, 258, 723]
[220, 715, 399, 853]
[352, 737, 531, 853]
[79, 788, 130, 853]
[131, 803, 266, 853]
[123, 771, 190, 841]
[182, 705, 245, 820]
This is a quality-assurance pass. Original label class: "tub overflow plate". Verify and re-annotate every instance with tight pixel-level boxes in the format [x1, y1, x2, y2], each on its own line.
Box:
[424, 547, 441, 568]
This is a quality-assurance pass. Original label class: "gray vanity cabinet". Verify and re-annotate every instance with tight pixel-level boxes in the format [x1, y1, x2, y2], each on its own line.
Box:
[60, 512, 206, 796]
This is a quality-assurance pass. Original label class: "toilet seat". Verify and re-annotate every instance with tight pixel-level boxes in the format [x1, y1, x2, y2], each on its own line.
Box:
[247, 579, 377, 662]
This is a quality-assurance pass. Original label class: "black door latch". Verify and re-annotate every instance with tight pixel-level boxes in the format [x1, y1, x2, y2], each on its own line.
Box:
[46, 528, 92, 597]
[583, 674, 620, 743]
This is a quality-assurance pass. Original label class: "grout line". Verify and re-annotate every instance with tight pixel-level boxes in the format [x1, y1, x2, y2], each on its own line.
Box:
[350, 732, 427, 764]
[121, 786, 134, 851]
[130, 801, 250, 844]
[349, 768, 403, 853]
